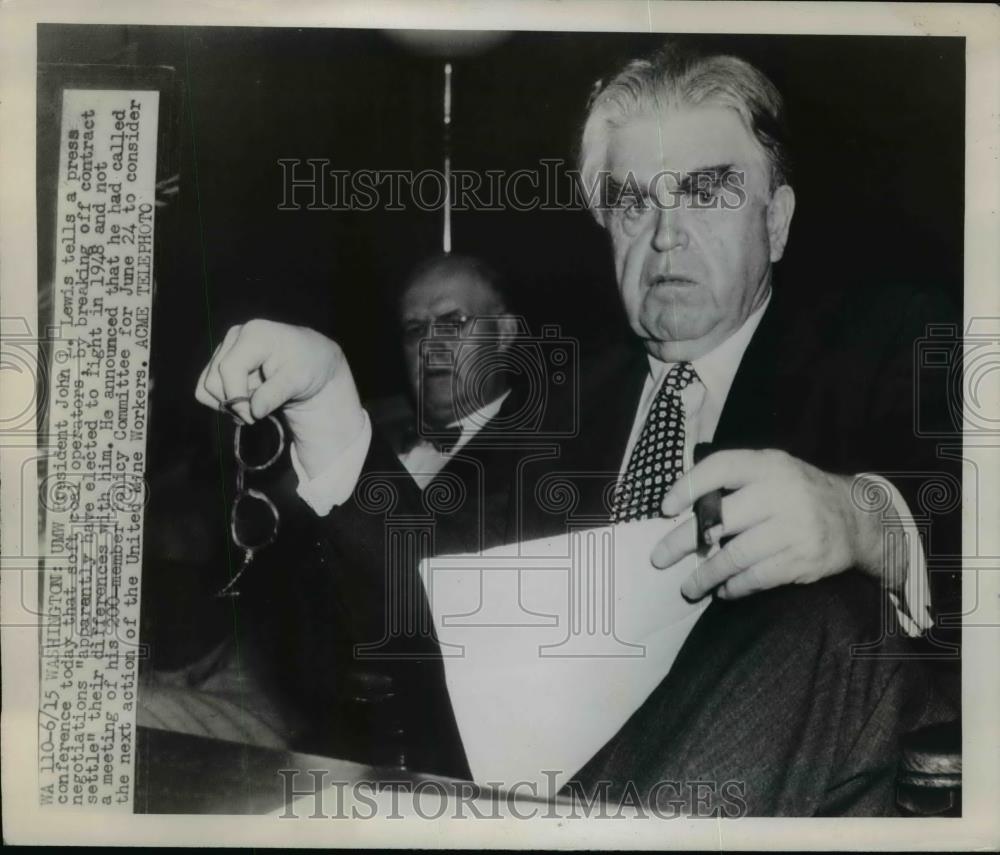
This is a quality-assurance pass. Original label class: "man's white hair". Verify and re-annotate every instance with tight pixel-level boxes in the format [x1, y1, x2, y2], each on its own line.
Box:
[578, 42, 792, 224]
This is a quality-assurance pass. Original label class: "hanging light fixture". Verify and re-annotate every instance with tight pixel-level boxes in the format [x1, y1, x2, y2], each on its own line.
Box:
[381, 29, 510, 58]
[382, 29, 511, 254]
[442, 61, 452, 254]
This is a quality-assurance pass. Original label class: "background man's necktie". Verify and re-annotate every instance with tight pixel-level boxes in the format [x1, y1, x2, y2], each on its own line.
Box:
[429, 425, 463, 454]
[611, 362, 696, 523]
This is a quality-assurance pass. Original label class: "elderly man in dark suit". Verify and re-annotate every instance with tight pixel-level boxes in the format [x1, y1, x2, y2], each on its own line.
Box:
[342, 252, 548, 559]
[373, 253, 524, 500]
[195, 42, 956, 814]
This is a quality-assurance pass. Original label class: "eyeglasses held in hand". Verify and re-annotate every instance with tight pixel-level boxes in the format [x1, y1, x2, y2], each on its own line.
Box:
[214, 396, 284, 598]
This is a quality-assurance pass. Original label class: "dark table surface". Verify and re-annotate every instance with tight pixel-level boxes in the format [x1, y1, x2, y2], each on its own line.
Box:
[134, 724, 959, 817]
[133, 725, 461, 815]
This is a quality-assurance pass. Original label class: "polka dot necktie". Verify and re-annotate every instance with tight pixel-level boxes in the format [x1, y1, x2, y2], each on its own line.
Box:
[611, 362, 697, 523]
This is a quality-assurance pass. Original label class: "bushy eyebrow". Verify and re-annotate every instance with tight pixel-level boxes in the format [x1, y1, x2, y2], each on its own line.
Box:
[604, 175, 635, 205]
[675, 164, 735, 193]
[605, 164, 736, 204]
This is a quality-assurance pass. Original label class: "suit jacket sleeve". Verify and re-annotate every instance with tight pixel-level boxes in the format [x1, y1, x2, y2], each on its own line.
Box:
[279, 427, 471, 777]
[857, 289, 962, 631]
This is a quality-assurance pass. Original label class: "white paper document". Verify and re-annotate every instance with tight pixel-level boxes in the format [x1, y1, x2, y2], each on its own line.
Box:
[418, 517, 709, 792]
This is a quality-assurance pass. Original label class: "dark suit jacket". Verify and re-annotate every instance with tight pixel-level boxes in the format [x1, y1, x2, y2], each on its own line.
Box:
[270, 282, 961, 784]
[262, 383, 541, 774]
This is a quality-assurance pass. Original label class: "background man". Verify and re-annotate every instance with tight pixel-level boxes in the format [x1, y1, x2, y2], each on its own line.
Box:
[372, 253, 520, 490]
[194, 42, 956, 814]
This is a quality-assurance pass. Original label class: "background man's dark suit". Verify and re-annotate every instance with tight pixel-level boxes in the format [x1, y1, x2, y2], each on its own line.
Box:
[262, 385, 534, 775]
[266, 281, 959, 814]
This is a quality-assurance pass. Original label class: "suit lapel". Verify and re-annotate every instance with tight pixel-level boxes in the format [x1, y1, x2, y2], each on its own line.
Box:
[712, 295, 787, 449]
[436, 388, 527, 550]
[557, 341, 650, 521]
[713, 288, 818, 451]
[713, 287, 837, 463]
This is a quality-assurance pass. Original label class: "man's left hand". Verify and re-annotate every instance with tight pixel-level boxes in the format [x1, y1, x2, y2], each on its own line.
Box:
[650, 449, 885, 600]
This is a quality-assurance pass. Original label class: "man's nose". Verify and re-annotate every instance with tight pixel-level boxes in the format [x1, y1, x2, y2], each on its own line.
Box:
[651, 206, 688, 253]
[423, 338, 460, 363]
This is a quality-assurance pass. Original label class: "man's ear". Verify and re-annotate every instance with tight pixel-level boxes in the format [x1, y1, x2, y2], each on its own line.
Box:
[766, 184, 796, 263]
[495, 313, 519, 351]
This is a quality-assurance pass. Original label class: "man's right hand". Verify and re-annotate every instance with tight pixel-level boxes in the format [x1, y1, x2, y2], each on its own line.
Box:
[194, 320, 366, 480]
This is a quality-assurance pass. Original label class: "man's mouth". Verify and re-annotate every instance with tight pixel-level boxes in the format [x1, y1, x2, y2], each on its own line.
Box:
[649, 274, 697, 288]
[422, 365, 453, 379]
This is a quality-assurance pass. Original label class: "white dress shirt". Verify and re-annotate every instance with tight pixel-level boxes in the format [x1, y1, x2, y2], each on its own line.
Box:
[620, 291, 771, 478]
[619, 293, 931, 634]
[291, 297, 932, 634]
[398, 390, 511, 490]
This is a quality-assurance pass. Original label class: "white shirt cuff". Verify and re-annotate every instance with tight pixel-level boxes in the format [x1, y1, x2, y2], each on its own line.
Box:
[290, 409, 372, 516]
[862, 473, 933, 636]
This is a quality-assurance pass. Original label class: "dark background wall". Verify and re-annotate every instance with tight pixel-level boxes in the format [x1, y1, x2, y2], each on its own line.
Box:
[39, 25, 965, 407]
[37, 26, 964, 663]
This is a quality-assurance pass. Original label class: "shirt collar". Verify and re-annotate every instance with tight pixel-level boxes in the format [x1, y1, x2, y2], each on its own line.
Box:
[647, 289, 772, 406]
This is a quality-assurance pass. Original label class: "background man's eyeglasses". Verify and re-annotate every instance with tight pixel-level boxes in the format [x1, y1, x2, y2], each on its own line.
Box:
[402, 310, 474, 344]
